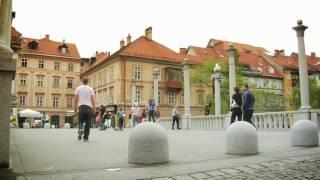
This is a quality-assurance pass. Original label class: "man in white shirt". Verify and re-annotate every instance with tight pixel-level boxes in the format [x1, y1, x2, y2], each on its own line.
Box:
[74, 78, 95, 141]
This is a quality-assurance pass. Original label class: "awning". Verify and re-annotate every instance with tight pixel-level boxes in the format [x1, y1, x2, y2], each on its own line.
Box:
[19, 109, 41, 118]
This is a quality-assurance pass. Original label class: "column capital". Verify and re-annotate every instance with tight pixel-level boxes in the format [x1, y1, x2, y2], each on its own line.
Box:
[226, 43, 237, 54]
[293, 20, 308, 37]
[183, 57, 189, 66]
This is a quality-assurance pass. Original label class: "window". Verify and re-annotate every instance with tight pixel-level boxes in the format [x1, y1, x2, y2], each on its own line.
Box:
[21, 58, 28, 67]
[109, 88, 114, 104]
[181, 90, 184, 104]
[154, 68, 161, 81]
[37, 76, 44, 87]
[197, 91, 205, 105]
[20, 75, 27, 86]
[68, 63, 74, 71]
[98, 72, 102, 86]
[109, 67, 114, 81]
[19, 95, 26, 106]
[67, 78, 73, 88]
[134, 65, 142, 80]
[66, 96, 73, 108]
[38, 60, 44, 69]
[168, 69, 181, 81]
[54, 62, 60, 70]
[271, 80, 276, 89]
[53, 96, 59, 107]
[136, 90, 142, 103]
[168, 91, 176, 104]
[53, 77, 60, 88]
[157, 91, 161, 104]
[62, 47, 67, 54]
[104, 70, 108, 83]
[36, 95, 44, 107]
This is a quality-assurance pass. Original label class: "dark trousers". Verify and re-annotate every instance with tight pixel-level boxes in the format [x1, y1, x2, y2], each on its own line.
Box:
[243, 110, 255, 127]
[78, 105, 92, 139]
[230, 108, 242, 124]
[172, 115, 179, 129]
[119, 117, 124, 130]
[148, 110, 156, 122]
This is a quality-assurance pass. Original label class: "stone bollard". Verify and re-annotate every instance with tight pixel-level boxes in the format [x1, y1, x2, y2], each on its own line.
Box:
[23, 123, 30, 129]
[44, 123, 51, 129]
[226, 121, 258, 155]
[291, 120, 319, 147]
[128, 122, 169, 164]
[64, 123, 70, 129]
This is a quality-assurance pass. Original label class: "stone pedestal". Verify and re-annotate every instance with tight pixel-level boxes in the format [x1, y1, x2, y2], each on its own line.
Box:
[64, 123, 71, 128]
[226, 121, 258, 155]
[128, 122, 169, 164]
[291, 120, 319, 147]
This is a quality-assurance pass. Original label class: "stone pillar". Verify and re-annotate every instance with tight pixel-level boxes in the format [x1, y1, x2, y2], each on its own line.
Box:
[153, 71, 160, 106]
[293, 20, 311, 111]
[0, 0, 14, 168]
[131, 79, 137, 105]
[227, 43, 237, 107]
[212, 64, 224, 116]
[183, 57, 191, 129]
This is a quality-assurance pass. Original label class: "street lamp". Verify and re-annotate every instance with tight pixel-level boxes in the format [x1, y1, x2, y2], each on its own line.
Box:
[211, 63, 224, 115]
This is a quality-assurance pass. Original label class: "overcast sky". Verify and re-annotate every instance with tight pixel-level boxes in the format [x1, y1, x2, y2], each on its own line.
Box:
[13, 0, 319, 58]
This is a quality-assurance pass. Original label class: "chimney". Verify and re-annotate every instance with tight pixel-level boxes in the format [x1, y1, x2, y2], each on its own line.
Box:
[95, 51, 98, 56]
[62, 38, 65, 43]
[179, 48, 187, 54]
[127, 34, 132, 44]
[108, 51, 111, 56]
[145, 26, 152, 40]
[120, 39, 125, 49]
[274, 49, 285, 56]
[311, 52, 316, 58]
[45, 34, 50, 39]
[291, 52, 298, 59]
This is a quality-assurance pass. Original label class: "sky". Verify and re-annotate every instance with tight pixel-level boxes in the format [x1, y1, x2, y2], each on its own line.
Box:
[12, 0, 320, 58]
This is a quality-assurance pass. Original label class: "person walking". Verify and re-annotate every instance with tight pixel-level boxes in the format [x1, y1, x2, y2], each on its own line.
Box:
[118, 108, 125, 131]
[74, 78, 95, 141]
[141, 109, 147, 123]
[230, 87, 242, 124]
[146, 99, 157, 122]
[131, 103, 141, 128]
[172, 105, 180, 130]
[242, 84, 255, 127]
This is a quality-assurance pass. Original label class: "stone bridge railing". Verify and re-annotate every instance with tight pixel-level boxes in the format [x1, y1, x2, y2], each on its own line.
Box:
[157, 110, 320, 130]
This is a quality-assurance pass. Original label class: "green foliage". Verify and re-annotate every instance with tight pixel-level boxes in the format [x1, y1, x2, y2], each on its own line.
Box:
[252, 89, 284, 112]
[290, 79, 320, 109]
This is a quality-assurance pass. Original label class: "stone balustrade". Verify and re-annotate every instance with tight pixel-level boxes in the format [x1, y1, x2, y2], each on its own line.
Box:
[157, 110, 320, 131]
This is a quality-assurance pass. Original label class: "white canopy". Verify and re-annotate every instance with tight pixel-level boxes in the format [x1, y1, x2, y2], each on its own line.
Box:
[19, 109, 41, 118]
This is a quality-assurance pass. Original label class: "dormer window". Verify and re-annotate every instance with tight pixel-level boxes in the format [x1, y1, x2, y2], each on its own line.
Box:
[28, 40, 38, 49]
[58, 43, 68, 53]
[245, 50, 252, 54]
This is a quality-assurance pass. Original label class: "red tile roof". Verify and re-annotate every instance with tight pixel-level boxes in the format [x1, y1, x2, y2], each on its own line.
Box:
[307, 54, 320, 71]
[91, 52, 109, 68]
[271, 54, 318, 72]
[207, 39, 268, 54]
[21, 35, 80, 58]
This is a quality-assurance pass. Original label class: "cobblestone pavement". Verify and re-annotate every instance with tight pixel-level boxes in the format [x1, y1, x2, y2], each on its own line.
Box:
[153, 154, 320, 180]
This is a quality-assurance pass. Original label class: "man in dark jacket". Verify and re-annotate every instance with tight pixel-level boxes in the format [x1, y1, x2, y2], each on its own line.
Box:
[230, 87, 242, 124]
[242, 84, 255, 127]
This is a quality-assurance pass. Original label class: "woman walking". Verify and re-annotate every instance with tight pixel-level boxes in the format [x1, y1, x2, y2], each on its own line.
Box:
[118, 108, 125, 131]
[230, 87, 242, 124]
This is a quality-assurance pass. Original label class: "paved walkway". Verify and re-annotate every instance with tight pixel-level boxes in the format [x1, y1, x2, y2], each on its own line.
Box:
[1, 128, 319, 179]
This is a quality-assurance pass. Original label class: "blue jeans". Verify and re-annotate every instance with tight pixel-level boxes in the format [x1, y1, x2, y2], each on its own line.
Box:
[132, 115, 139, 127]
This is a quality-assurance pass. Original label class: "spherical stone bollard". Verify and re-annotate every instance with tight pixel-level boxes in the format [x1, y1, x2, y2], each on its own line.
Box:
[64, 123, 70, 129]
[226, 121, 258, 155]
[291, 120, 319, 147]
[44, 123, 51, 129]
[128, 122, 169, 164]
[23, 123, 30, 129]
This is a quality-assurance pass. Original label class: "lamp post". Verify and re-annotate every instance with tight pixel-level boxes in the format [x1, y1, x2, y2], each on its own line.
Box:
[131, 79, 137, 106]
[211, 64, 224, 115]
[153, 70, 160, 106]
[183, 57, 191, 129]
[292, 20, 311, 111]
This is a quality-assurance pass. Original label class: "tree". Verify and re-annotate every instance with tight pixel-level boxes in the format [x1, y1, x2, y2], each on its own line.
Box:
[290, 79, 320, 109]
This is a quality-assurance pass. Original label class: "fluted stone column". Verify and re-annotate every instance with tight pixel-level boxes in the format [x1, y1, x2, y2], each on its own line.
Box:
[227, 43, 237, 107]
[293, 20, 311, 111]
[153, 71, 159, 106]
[214, 77, 221, 115]
[183, 57, 191, 129]
[131, 79, 137, 105]
[0, 0, 14, 168]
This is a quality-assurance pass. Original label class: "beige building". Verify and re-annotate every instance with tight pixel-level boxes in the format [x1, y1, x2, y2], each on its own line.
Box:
[16, 35, 81, 127]
[81, 27, 208, 126]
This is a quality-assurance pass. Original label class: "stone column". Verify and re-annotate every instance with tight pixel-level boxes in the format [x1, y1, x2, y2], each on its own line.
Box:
[293, 20, 311, 111]
[212, 64, 224, 115]
[227, 43, 237, 107]
[131, 79, 137, 105]
[0, 0, 14, 168]
[183, 57, 191, 129]
[153, 71, 160, 106]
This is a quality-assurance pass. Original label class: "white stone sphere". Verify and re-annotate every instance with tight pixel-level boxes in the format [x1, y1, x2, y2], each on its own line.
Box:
[291, 120, 319, 147]
[23, 123, 30, 129]
[64, 123, 70, 128]
[44, 123, 51, 129]
[128, 122, 169, 164]
[226, 121, 258, 155]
